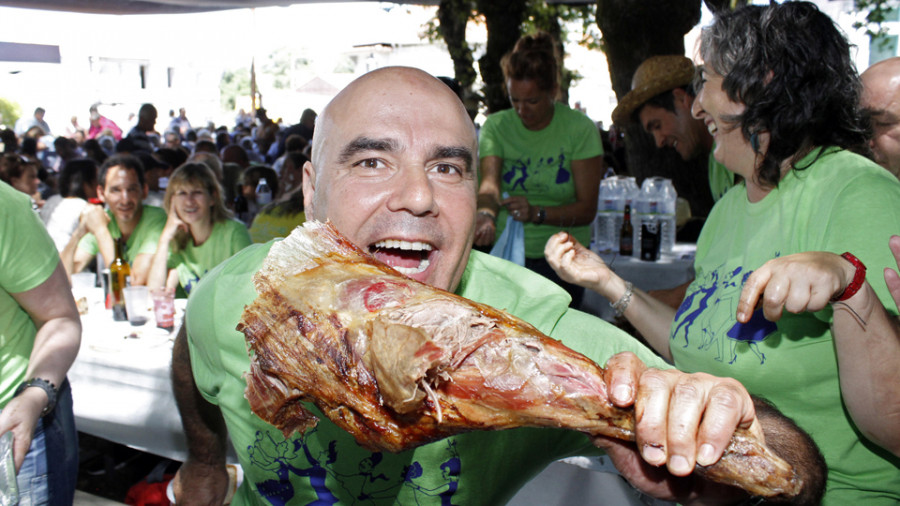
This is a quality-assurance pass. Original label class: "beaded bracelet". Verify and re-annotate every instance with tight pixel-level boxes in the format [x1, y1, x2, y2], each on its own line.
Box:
[610, 281, 634, 318]
[832, 252, 866, 302]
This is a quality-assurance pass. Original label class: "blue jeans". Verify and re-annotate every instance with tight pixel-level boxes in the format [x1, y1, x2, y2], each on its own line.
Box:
[13, 379, 78, 506]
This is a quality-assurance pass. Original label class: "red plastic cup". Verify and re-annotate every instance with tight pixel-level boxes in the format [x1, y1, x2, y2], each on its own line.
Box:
[151, 289, 176, 330]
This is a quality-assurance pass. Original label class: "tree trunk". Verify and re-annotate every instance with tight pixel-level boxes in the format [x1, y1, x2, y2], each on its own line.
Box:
[597, 0, 715, 218]
[437, 0, 481, 118]
[476, 0, 527, 113]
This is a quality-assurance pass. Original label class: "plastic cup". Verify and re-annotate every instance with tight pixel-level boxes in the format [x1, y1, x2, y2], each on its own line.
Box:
[151, 289, 176, 330]
[123, 286, 151, 326]
[71, 272, 96, 293]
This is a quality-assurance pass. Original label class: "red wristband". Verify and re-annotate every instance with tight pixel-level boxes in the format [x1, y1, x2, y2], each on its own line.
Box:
[832, 252, 867, 302]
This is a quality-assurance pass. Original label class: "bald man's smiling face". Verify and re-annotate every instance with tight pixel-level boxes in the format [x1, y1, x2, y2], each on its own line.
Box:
[303, 68, 478, 292]
[862, 59, 900, 178]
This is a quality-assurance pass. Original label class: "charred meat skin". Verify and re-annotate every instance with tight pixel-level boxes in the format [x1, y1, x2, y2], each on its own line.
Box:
[239, 221, 802, 499]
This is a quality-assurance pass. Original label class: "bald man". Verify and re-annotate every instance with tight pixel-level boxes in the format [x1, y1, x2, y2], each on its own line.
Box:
[861, 57, 900, 178]
[170, 67, 824, 505]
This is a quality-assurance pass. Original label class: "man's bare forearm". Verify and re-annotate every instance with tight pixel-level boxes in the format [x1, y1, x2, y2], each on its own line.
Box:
[171, 325, 227, 466]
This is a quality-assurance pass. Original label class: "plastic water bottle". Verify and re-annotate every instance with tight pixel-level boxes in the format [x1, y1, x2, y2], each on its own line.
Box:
[593, 175, 623, 252]
[658, 178, 678, 255]
[256, 178, 272, 206]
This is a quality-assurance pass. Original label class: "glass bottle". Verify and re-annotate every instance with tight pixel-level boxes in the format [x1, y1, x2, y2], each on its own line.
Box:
[110, 237, 131, 321]
[619, 204, 634, 256]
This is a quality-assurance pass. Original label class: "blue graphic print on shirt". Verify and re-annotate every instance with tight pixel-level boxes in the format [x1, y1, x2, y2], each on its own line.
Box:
[672, 264, 778, 366]
[501, 150, 571, 197]
[249, 428, 461, 505]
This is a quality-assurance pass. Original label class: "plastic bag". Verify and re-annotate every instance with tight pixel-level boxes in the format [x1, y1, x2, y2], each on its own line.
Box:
[0, 432, 18, 506]
[490, 214, 525, 266]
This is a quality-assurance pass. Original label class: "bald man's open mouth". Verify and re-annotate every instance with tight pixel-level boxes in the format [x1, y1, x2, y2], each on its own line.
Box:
[370, 240, 433, 277]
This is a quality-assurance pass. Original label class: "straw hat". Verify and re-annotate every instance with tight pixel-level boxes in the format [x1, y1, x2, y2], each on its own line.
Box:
[611, 55, 696, 126]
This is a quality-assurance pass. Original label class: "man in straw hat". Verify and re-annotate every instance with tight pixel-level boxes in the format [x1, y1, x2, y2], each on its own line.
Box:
[612, 54, 734, 201]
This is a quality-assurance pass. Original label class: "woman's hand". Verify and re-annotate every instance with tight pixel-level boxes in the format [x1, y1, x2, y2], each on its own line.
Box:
[736, 251, 855, 323]
[473, 212, 496, 247]
[0, 387, 46, 473]
[163, 201, 189, 242]
[545, 231, 614, 293]
[501, 195, 532, 222]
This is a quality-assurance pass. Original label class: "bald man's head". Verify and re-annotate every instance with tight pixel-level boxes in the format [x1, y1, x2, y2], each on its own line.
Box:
[310, 67, 475, 175]
[861, 57, 900, 178]
[301, 66, 479, 292]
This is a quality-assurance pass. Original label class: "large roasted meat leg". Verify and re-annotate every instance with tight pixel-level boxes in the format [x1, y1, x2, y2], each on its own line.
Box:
[238, 221, 802, 498]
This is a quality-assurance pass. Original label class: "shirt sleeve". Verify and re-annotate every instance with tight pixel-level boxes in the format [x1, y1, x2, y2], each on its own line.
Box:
[0, 189, 59, 293]
[569, 111, 604, 161]
[478, 113, 505, 159]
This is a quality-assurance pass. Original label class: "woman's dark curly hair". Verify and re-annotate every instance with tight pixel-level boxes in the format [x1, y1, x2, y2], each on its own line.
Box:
[698, 1, 870, 188]
[501, 31, 561, 100]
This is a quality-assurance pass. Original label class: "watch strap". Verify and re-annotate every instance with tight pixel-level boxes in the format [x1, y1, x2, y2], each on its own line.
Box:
[14, 378, 58, 417]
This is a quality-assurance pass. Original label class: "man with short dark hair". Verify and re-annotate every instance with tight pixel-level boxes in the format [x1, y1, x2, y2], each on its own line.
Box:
[612, 55, 734, 201]
[14, 107, 52, 138]
[60, 153, 166, 285]
[126, 103, 159, 152]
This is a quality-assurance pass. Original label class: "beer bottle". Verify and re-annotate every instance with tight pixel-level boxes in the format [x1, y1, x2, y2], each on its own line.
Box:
[110, 237, 132, 321]
[619, 204, 634, 256]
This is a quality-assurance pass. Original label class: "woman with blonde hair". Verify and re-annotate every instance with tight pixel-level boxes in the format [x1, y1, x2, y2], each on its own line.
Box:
[148, 162, 251, 297]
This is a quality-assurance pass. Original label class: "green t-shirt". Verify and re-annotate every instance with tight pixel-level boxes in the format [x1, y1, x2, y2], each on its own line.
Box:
[78, 205, 167, 264]
[187, 244, 666, 505]
[167, 218, 251, 296]
[671, 147, 900, 504]
[707, 149, 735, 202]
[479, 103, 603, 258]
[0, 182, 60, 408]
[248, 211, 305, 244]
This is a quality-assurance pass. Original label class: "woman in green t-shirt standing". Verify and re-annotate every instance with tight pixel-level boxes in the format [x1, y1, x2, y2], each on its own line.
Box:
[474, 32, 604, 307]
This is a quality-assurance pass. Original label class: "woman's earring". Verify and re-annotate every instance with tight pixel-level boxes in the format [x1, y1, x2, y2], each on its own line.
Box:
[750, 132, 760, 152]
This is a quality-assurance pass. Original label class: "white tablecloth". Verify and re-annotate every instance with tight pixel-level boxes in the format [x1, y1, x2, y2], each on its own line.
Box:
[68, 289, 190, 462]
[581, 243, 697, 320]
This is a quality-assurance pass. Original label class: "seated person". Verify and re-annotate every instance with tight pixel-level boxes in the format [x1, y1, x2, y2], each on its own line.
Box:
[60, 153, 166, 285]
[236, 164, 278, 225]
[248, 152, 308, 243]
[40, 158, 98, 252]
[148, 163, 251, 297]
[0, 153, 43, 209]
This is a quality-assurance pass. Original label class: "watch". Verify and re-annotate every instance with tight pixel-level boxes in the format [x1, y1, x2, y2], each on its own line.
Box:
[535, 207, 547, 225]
[14, 378, 58, 417]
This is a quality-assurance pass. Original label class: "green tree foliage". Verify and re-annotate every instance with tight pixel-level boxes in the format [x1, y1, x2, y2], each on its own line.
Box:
[261, 47, 311, 90]
[428, 0, 602, 114]
[0, 98, 21, 129]
[854, 0, 898, 48]
[220, 67, 251, 112]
